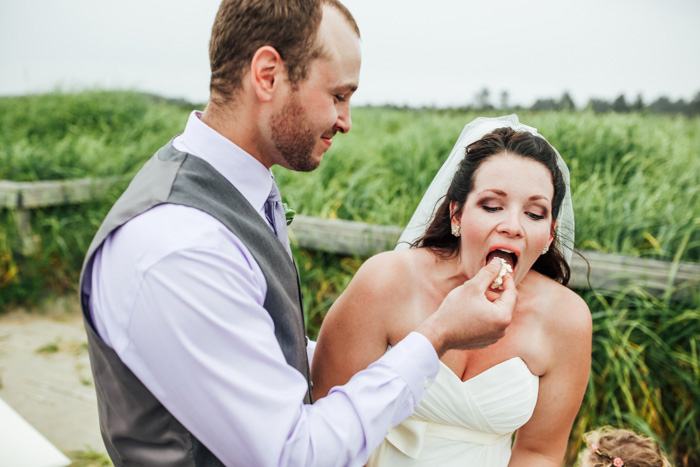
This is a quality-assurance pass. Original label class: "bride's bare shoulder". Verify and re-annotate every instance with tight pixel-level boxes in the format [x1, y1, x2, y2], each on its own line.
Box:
[529, 273, 591, 342]
[349, 249, 424, 300]
[318, 249, 422, 339]
[333, 249, 430, 319]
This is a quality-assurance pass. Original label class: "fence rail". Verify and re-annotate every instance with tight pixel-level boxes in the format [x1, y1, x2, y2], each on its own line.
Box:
[0, 176, 131, 209]
[2, 177, 699, 298]
[289, 215, 700, 298]
[1, 176, 131, 254]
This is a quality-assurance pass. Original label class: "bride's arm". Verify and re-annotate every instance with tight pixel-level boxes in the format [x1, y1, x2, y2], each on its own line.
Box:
[508, 288, 592, 466]
[311, 252, 411, 399]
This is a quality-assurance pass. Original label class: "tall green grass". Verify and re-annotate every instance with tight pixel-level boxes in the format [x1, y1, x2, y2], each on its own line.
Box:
[0, 90, 189, 181]
[569, 287, 699, 464]
[1, 91, 190, 306]
[276, 107, 700, 263]
[1, 91, 698, 465]
[2, 93, 698, 263]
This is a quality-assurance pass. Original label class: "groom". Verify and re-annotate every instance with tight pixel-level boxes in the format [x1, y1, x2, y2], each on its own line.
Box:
[79, 1, 517, 465]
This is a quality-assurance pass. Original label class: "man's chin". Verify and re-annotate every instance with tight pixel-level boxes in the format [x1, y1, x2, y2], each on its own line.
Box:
[281, 153, 322, 172]
[300, 147, 327, 172]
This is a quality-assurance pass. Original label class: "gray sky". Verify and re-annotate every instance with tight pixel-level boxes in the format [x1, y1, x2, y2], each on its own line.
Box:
[1, 0, 698, 108]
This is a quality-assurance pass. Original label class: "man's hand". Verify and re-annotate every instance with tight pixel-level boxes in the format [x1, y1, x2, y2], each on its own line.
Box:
[416, 258, 517, 357]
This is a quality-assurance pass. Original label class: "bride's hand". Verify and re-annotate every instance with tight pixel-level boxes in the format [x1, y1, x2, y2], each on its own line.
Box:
[416, 258, 517, 357]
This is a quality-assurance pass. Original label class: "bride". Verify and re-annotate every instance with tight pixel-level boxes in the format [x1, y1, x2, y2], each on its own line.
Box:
[311, 116, 592, 466]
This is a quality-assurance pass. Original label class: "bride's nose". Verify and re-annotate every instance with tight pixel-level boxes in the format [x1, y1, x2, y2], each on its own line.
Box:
[497, 211, 524, 238]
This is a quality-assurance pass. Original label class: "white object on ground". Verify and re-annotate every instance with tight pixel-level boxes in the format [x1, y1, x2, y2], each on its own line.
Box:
[0, 396, 71, 467]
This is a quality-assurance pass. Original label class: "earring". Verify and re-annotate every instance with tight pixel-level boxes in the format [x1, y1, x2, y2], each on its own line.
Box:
[451, 224, 461, 237]
[541, 245, 549, 255]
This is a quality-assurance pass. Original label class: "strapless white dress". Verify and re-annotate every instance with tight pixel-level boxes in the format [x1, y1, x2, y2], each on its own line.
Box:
[367, 357, 539, 467]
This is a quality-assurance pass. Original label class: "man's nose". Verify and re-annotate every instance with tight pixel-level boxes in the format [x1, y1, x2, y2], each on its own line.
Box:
[335, 106, 351, 134]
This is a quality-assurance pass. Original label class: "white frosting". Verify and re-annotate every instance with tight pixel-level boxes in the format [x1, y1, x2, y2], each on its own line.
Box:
[490, 258, 513, 290]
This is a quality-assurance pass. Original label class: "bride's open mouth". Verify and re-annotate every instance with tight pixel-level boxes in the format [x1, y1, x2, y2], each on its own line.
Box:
[485, 246, 519, 271]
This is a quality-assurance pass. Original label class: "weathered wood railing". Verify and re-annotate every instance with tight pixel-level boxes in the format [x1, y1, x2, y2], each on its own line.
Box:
[2, 177, 699, 298]
[289, 215, 700, 297]
[0, 176, 131, 254]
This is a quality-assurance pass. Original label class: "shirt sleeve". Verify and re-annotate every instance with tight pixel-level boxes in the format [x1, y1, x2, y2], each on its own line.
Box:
[97, 207, 439, 467]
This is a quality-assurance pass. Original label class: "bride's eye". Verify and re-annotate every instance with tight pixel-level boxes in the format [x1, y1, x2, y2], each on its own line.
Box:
[482, 205, 500, 213]
[526, 212, 545, 220]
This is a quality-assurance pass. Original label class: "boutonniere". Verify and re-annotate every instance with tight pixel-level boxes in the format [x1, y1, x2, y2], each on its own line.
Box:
[282, 203, 295, 226]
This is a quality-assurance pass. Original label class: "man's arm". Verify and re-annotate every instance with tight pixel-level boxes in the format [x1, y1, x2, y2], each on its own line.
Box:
[416, 258, 517, 356]
[95, 205, 439, 466]
[125, 251, 438, 466]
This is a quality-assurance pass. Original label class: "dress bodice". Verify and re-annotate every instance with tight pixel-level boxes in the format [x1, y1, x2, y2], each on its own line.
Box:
[367, 357, 539, 467]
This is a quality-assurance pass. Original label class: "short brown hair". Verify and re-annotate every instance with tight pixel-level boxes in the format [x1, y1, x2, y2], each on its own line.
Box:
[581, 427, 672, 467]
[208, 0, 359, 104]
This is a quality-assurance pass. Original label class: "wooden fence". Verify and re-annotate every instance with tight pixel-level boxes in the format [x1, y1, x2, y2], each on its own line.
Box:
[1, 176, 132, 254]
[289, 215, 700, 298]
[2, 177, 699, 298]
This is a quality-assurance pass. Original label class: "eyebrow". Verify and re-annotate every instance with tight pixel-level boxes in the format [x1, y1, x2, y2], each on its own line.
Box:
[478, 189, 507, 197]
[338, 84, 358, 94]
[478, 190, 551, 202]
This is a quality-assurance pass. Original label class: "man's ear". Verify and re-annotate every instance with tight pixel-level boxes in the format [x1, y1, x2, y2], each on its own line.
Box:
[249, 46, 284, 103]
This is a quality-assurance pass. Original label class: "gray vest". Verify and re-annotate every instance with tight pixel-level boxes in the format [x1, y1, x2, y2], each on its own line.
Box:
[79, 141, 311, 466]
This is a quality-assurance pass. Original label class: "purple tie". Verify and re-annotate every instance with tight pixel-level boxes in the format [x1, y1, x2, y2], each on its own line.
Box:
[265, 181, 292, 258]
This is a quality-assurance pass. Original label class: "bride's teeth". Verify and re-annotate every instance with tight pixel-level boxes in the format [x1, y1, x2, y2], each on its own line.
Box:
[497, 248, 514, 254]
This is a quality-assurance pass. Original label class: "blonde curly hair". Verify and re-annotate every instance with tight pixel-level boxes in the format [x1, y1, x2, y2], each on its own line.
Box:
[579, 427, 672, 467]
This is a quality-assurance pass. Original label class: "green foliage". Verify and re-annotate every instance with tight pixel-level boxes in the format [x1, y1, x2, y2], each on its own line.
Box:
[276, 108, 700, 263]
[0, 195, 129, 308]
[293, 247, 363, 339]
[275, 108, 474, 226]
[570, 287, 700, 464]
[0, 90, 189, 181]
[0, 91, 190, 307]
[1, 91, 698, 464]
[67, 448, 112, 467]
[35, 341, 60, 354]
[527, 111, 700, 262]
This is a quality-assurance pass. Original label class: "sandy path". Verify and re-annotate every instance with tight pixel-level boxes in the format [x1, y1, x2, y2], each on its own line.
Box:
[0, 294, 106, 459]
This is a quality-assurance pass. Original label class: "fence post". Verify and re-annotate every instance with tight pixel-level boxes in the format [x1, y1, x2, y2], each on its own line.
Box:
[13, 208, 37, 255]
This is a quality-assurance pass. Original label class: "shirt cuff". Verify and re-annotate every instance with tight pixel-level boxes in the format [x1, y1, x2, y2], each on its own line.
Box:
[379, 332, 440, 404]
[306, 338, 317, 363]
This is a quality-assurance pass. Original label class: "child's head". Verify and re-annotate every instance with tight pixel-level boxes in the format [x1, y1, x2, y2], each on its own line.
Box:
[580, 427, 672, 467]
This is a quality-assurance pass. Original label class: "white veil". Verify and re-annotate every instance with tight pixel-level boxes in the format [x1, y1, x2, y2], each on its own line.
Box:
[395, 114, 575, 266]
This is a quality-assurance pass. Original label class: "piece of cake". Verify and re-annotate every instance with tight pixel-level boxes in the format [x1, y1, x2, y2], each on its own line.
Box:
[490, 257, 513, 290]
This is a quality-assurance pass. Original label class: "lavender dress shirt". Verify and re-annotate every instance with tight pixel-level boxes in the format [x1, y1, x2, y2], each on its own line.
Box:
[88, 111, 439, 466]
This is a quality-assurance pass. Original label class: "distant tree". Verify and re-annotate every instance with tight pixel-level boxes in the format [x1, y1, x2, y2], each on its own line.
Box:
[499, 90, 510, 111]
[675, 98, 689, 115]
[690, 91, 700, 116]
[613, 94, 629, 113]
[631, 94, 644, 112]
[560, 92, 576, 111]
[474, 87, 492, 110]
[531, 98, 558, 111]
[649, 96, 671, 113]
[587, 98, 612, 113]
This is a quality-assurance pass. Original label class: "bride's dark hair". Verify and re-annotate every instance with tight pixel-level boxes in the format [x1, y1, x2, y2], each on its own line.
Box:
[413, 127, 571, 285]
